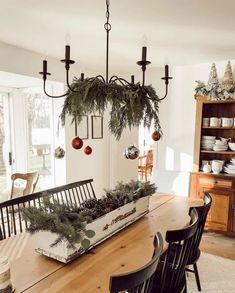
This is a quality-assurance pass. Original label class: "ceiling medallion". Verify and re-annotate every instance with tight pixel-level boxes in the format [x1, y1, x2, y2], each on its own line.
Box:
[39, 0, 172, 140]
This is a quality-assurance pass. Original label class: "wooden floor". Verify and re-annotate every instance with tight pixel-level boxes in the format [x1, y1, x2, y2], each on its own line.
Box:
[200, 232, 235, 260]
[154, 193, 235, 261]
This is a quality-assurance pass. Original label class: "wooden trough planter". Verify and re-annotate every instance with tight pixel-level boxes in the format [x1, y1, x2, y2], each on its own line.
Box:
[36, 196, 150, 263]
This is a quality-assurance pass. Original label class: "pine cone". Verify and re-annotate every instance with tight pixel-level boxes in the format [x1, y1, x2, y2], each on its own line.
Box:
[82, 198, 98, 209]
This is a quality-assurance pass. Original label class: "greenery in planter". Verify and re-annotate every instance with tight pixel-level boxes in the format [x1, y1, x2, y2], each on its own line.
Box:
[60, 77, 161, 140]
[22, 196, 96, 249]
[22, 180, 156, 248]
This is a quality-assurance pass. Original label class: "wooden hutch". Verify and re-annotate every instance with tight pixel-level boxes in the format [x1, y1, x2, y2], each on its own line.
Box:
[190, 95, 235, 235]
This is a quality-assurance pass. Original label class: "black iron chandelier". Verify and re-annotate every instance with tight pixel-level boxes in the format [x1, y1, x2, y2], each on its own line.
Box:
[39, 0, 172, 141]
[39, 0, 172, 99]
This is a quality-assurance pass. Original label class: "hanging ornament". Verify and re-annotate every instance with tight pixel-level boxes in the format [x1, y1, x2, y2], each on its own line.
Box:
[207, 63, 219, 89]
[54, 146, 65, 159]
[221, 61, 234, 91]
[152, 131, 161, 141]
[84, 145, 92, 155]
[72, 136, 83, 149]
[123, 145, 139, 160]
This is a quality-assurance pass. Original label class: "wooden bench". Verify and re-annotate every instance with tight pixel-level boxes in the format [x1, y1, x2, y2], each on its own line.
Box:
[0, 179, 96, 240]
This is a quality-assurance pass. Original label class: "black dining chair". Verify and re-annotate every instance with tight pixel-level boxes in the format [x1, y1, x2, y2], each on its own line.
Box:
[151, 208, 199, 293]
[109, 232, 163, 293]
[186, 192, 212, 291]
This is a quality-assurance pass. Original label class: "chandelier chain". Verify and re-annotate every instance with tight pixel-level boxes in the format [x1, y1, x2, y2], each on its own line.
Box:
[104, 0, 111, 82]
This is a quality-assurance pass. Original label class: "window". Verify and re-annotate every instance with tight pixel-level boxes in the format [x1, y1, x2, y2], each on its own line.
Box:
[0, 92, 12, 193]
[25, 90, 54, 190]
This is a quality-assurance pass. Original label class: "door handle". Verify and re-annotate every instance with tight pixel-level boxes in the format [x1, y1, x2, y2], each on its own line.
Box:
[8, 152, 12, 165]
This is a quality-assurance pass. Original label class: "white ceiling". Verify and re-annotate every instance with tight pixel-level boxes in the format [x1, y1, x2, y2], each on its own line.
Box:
[0, 0, 235, 73]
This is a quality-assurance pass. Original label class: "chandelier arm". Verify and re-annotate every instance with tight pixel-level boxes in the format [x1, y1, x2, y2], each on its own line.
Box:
[142, 70, 146, 87]
[43, 80, 68, 98]
[66, 69, 79, 93]
[109, 75, 132, 86]
[95, 75, 106, 83]
[158, 84, 168, 101]
[110, 77, 126, 86]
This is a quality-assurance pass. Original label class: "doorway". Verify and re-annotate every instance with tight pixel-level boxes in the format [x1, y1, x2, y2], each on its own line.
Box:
[0, 92, 12, 193]
[138, 123, 154, 182]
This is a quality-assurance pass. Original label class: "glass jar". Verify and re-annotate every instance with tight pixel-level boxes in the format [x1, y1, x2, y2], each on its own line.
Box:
[0, 256, 12, 293]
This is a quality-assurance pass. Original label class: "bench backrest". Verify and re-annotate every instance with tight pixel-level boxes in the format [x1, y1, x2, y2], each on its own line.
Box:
[0, 179, 96, 240]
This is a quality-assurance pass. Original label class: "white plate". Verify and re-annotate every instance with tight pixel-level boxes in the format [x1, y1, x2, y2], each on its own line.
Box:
[224, 167, 235, 174]
[213, 146, 228, 151]
[225, 164, 235, 170]
[202, 136, 216, 140]
[201, 147, 213, 150]
[201, 142, 214, 146]
[202, 138, 215, 143]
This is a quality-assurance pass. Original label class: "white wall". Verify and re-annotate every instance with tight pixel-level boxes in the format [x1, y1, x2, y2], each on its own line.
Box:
[151, 60, 235, 196]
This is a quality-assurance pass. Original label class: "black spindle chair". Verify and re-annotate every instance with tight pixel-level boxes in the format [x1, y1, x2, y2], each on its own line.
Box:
[0, 179, 96, 240]
[186, 192, 212, 291]
[109, 232, 163, 293]
[151, 208, 199, 293]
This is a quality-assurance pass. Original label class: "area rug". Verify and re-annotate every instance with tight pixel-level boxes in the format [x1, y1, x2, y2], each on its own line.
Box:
[187, 252, 235, 293]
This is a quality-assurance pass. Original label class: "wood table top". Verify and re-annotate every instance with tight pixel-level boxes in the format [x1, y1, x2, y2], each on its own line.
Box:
[0, 195, 193, 293]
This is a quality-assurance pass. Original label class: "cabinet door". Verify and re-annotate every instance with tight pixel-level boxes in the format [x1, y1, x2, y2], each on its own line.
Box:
[231, 194, 235, 233]
[200, 188, 230, 232]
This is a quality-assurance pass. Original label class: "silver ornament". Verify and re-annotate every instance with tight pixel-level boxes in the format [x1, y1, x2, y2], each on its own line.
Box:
[54, 146, 65, 159]
[123, 145, 139, 160]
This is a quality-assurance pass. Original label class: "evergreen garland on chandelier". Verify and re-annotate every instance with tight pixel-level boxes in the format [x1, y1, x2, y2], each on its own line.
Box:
[60, 77, 161, 140]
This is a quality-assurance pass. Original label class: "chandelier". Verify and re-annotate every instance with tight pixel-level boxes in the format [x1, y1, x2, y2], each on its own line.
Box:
[39, 0, 172, 140]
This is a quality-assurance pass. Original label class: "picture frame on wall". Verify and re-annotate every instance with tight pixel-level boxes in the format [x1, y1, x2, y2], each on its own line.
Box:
[91, 115, 103, 139]
[76, 115, 89, 139]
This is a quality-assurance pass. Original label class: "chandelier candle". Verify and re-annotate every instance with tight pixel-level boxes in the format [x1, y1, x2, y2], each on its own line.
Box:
[65, 45, 70, 61]
[43, 60, 47, 75]
[142, 47, 147, 62]
[165, 65, 169, 78]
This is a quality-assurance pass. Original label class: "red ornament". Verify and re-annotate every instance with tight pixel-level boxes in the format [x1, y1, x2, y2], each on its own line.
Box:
[151, 131, 161, 141]
[84, 145, 92, 155]
[72, 136, 83, 149]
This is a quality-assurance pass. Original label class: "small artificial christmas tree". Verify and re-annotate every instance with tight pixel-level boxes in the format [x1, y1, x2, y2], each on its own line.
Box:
[221, 61, 234, 91]
[207, 62, 219, 89]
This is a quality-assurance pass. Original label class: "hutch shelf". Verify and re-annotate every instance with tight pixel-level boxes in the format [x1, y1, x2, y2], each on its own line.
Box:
[189, 95, 235, 235]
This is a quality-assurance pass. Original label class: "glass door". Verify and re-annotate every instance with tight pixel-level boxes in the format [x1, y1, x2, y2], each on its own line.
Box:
[0, 92, 12, 194]
[24, 88, 55, 190]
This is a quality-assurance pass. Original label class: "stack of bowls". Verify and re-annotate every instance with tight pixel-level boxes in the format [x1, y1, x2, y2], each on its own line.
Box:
[224, 158, 235, 174]
[201, 136, 216, 150]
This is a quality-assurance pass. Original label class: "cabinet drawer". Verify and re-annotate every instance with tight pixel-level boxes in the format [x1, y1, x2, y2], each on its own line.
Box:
[198, 177, 232, 189]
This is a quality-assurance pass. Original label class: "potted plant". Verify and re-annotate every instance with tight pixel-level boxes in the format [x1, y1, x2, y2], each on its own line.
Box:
[22, 180, 156, 263]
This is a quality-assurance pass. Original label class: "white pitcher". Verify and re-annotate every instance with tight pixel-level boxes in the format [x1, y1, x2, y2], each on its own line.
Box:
[211, 160, 223, 174]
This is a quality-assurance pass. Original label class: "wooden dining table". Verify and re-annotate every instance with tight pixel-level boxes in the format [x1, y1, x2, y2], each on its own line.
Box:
[0, 194, 198, 293]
